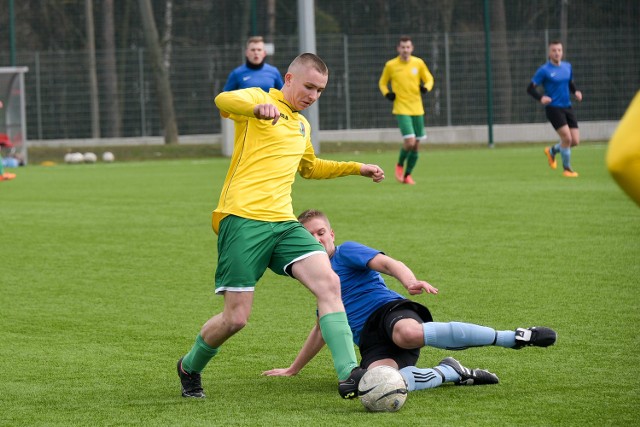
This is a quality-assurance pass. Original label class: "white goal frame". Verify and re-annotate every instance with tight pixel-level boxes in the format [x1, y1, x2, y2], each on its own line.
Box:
[0, 67, 29, 165]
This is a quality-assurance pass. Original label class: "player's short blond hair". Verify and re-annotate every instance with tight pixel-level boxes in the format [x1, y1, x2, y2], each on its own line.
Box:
[246, 36, 264, 47]
[297, 209, 331, 227]
[288, 53, 328, 76]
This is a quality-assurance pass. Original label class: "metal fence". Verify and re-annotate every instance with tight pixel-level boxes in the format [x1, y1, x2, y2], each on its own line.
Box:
[11, 28, 640, 140]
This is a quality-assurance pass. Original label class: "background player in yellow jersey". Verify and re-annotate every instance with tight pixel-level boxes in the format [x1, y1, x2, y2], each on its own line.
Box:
[176, 53, 385, 400]
[607, 90, 640, 207]
[379, 36, 434, 185]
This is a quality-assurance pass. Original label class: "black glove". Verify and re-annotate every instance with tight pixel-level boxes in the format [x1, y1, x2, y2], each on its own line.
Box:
[385, 92, 396, 101]
[420, 85, 428, 94]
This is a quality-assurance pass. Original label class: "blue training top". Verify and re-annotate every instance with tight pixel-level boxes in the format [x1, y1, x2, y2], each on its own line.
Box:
[531, 60, 574, 108]
[330, 241, 404, 346]
[223, 62, 284, 92]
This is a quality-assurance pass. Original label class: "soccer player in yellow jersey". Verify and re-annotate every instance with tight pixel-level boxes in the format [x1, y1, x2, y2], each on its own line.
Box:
[176, 53, 385, 400]
[607, 91, 640, 207]
[379, 36, 434, 185]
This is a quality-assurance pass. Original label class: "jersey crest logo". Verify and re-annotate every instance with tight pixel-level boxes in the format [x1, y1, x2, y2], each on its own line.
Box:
[412, 67, 418, 75]
[299, 121, 306, 137]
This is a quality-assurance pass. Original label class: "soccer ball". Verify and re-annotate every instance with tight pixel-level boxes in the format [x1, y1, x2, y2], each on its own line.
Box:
[358, 366, 408, 412]
[83, 152, 97, 163]
[102, 151, 115, 162]
[65, 152, 84, 164]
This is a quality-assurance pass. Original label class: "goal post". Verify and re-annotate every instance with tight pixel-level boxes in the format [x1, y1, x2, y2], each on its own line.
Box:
[0, 67, 29, 165]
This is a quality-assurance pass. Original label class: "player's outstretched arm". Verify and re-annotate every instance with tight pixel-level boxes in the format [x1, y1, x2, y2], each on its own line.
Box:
[367, 253, 438, 295]
[262, 323, 325, 377]
[360, 164, 385, 183]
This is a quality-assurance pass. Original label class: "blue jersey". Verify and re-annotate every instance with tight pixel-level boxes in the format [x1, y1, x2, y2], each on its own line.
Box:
[330, 241, 404, 346]
[223, 62, 284, 93]
[531, 61, 574, 108]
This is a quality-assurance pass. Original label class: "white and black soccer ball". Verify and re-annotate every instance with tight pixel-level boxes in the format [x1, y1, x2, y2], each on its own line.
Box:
[358, 366, 408, 412]
[83, 152, 97, 163]
[102, 151, 115, 162]
[65, 152, 84, 164]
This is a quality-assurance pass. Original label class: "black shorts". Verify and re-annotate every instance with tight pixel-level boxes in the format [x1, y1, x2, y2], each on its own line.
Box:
[358, 299, 433, 369]
[545, 106, 578, 130]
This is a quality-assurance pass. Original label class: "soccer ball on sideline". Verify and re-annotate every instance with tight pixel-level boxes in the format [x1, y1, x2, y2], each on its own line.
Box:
[102, 151, 115, 162]
[64, 152, 84, 164]
[358, 366, 408, 412]
[83, 152, 97, 163]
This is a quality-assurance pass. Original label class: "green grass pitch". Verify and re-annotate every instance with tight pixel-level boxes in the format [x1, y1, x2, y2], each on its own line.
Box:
[1, 143, 638, 426]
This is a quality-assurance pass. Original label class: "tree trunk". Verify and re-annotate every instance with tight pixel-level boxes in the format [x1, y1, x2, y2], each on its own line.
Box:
[138, 0, 179, 144]
[102, 0, 121, 137]
[267, 0, 276, 43]
[162, 0, 173, 70]
[491, 0, 512, 123]
[85, 0, 100, 138]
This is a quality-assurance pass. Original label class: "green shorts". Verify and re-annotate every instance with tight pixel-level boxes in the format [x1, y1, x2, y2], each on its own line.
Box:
[214, 215, 326, 293]
[396, 115, 426, 140]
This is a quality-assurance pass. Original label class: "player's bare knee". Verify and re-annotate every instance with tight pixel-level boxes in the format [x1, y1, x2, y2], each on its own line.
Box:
[321, 274, 341, 298]
[225, 315, 248, 333]
[219, 309, 250, 333]
[392, 321, 423, 348]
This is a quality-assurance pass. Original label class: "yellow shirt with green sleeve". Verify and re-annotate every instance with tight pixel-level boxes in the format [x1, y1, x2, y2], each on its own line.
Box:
[212, 87, 363, 234]
[378, 55, 434, 116]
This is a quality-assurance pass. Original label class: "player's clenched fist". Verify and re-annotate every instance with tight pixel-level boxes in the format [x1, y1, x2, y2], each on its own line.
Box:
[360, 164, 385, 183]
[253, 103, 280, 125]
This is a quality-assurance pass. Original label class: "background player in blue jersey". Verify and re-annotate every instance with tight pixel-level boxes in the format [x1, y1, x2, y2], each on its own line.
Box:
[528, 41, 583, 177]
[223, 36, 284, 92]
[263, 209, 557, 392]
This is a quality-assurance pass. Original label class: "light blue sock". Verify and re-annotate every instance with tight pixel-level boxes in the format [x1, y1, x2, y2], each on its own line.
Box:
[423, 322, 516, 350]
[400, 365, 453, 391]
[560, 146, 572, 170]
[551, 142, 562, 156]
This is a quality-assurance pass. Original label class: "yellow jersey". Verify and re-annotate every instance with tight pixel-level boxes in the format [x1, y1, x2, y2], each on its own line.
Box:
[379, 56, 434, 116]
[212, 88, 363, 233]
[607, 90, 640, 207]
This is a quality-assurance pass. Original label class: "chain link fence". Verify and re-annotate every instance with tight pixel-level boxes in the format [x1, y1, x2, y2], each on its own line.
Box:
[12, 28, 640, 141]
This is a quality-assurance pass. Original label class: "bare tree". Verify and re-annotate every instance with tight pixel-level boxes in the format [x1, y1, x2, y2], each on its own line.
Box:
[138, 0, 179, 144]
[102, 0, 121, 137]
[162, 0, 173, 70]
[267, 0, 276, 42]
[491, 0, 513, 123]
[85, 0, 100, 138]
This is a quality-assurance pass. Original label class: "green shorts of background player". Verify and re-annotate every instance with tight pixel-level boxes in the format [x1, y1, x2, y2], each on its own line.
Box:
[395, 115, 426, 185]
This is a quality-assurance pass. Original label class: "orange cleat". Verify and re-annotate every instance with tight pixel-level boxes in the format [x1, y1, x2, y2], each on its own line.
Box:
[0, 172, 16, 181]
[395, 164, 404, 182]
[544, 147, 557, 170]
[562, 169, 578, 178]
[403, 175, 416, 185]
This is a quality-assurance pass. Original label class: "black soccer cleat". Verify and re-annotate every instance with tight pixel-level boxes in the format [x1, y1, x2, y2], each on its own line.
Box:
[439, 357, 499, 386]
[177, 357, 206, 398]
[513, 326, 557, 349]
[338, 367, 366, 399]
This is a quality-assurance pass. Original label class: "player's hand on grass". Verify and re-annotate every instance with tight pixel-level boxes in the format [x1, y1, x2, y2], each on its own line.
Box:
[253, 103, 281, 125]
[361, 164, 385, 183]
[406, 280, 438, 295]
[262, 367, 297, 377]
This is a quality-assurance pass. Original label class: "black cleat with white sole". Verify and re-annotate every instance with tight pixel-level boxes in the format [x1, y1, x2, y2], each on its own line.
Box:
[177, 357, 206, 398]
[439, 357, 499, 386]
[514, 326, 557, 349]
